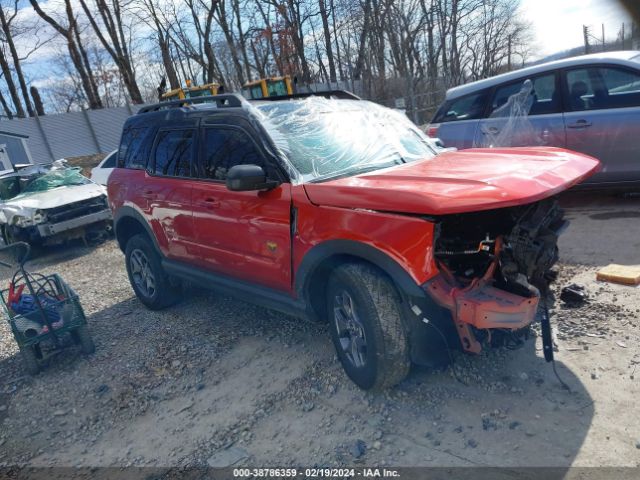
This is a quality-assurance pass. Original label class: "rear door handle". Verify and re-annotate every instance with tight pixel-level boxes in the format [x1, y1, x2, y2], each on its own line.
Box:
[198, 197, 220, 209]
[567, 119, 592, 129]
[481, 126, 499, 134]
[141, 190, 154, 199]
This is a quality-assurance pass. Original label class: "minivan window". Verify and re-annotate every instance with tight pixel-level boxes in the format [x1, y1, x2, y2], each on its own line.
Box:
[118, 127, 150, 169]
[490, 74, 560, 116]
[201, 128, 265, 181]
[566, 67, 640, 111]
[152, 129, 195, 177]
[434, 91, 488, 123]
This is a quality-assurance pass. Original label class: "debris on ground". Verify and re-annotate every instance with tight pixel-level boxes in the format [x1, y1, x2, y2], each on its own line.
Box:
[596, 264, 640, 286]
[560, 283, 588, 306]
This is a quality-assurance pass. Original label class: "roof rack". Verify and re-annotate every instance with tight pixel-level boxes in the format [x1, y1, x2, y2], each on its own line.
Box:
[137, 94, 245, 114]
[250, 90, 361, 102]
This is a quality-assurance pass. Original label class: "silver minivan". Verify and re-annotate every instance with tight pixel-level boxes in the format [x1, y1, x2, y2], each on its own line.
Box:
[427, 51, 640, 186]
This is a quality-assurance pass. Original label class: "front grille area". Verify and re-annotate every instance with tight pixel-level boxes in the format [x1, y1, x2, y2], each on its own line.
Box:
[44, 196, 109, 223]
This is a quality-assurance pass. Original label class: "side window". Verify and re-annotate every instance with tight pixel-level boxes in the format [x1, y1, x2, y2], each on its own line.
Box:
[152, 129, 195, 177]
[566, 68, 597, 111]
[435, 91, 489, 123]
[118, 127, 150, 169]
[599, 67, 640, 108]
[102, 152, 117, 168]
[565, 67, 640, 111]
[201, 128, 265, 181]
[490, 74, 560, 116]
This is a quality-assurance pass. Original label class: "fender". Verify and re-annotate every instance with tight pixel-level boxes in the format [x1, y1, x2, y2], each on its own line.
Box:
[113, 205, 162, 254]
[295, 239, 426, 300]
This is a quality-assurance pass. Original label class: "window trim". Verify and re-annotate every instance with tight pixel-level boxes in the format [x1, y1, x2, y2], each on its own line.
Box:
[561, 63, 640, 112]
[148, 127, 198, 179]
[196, 123, 275, 184]
[483, 71, 562, 118]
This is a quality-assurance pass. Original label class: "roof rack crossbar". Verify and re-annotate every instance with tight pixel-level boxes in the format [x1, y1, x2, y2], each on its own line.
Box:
[249, 90, 361, 102]
[138, 94, 245, 114]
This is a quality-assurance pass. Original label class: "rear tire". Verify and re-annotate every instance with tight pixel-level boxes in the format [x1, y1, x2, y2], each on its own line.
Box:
[125, 234, 180, 310]
[71, 325, 95, 354]
[19, 345, 40, 375]
[327, 263, 410, 390]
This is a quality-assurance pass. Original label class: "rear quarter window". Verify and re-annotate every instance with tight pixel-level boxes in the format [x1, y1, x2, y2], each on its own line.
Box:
[433, 91, 489, 123]
[117, 126, 152, 169]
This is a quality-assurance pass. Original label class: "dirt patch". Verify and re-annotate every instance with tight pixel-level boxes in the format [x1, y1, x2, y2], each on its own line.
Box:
[65, 153, 107, 177]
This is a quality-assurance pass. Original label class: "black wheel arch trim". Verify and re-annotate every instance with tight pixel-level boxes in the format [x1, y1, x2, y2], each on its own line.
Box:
[113, 206, 161, 253]
[295, 239, 425, 300]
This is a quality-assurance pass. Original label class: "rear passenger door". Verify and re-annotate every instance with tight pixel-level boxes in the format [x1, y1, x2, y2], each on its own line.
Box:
[563, 65, 640, 183]
[144, 126, 200, 264]
[191, 118, 293, 292]
[474, 72, 565, 149]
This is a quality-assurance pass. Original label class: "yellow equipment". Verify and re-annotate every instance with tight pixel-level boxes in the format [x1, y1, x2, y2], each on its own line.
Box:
[161, 80, 223, 101]
[241, 76, 294, 99]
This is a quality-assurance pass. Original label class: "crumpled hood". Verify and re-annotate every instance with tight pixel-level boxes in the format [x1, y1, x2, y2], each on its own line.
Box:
[303, 147, 600, 215]
[0, 183, 106, 223]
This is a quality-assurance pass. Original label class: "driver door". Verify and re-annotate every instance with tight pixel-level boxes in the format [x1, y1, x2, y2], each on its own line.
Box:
[191, 120, 292, 292]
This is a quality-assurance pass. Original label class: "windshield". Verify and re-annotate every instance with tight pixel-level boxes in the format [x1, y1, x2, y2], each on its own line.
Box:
[256, 98, 437, 182]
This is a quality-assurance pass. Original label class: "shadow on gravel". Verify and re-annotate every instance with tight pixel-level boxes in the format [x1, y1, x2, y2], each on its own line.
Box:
[0, 279, 595, 469]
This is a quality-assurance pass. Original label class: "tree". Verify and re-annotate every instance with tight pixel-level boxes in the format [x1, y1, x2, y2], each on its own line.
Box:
[30, 0, 103, 109]
[78, 0, 144, 103]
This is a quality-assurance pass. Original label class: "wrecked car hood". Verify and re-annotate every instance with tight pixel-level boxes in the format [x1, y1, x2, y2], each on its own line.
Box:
[3, 183, 106, 210]
[303, 147, 600, 215]
[0, 183, 106, 225]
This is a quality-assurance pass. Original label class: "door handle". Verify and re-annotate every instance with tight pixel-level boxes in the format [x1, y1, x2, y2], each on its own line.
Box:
[482, 126, 499, 134]
[198, 197, 220, 209]
[141, 190, 154, 199]
[567, 119, 592, 129]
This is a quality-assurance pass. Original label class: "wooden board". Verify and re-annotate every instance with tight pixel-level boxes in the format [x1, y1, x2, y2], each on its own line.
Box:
[596, 264, 640, 286]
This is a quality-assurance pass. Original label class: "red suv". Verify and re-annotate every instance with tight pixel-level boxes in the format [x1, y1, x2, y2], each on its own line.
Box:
[108, 93, 599, 390]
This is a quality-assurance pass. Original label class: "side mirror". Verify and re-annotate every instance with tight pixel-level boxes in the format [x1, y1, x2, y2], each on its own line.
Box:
[226, 165, 279, 192]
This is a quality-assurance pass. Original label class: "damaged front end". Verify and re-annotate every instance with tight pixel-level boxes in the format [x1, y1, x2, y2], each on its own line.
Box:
[426, 198, 566, 354]
[0, 164, 112, 246]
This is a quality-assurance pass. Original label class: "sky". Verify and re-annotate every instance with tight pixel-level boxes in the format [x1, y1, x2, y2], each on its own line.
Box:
[520, 0, 633, 59]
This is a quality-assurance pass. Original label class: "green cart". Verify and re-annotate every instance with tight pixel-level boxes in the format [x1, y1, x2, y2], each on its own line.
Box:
[0, 242, 95, 375]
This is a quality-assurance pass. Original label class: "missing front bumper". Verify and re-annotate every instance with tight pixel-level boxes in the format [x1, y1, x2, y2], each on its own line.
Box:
[425, 274, 539, 354]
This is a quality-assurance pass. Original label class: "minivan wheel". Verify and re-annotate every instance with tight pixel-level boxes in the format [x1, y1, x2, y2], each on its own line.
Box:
[327, 263, 410, 390]
[125, 234, 179, 310]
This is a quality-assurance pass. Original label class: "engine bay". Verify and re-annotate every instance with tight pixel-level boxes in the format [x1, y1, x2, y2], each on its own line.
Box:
[433, 198, 567, 298]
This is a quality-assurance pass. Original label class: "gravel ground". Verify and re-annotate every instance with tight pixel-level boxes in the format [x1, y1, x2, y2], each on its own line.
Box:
[0, 193, 639, 470]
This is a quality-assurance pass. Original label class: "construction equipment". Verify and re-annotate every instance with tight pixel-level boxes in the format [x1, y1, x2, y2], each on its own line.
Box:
[241, 76, 294, 100]
[161, 79, 224, 102]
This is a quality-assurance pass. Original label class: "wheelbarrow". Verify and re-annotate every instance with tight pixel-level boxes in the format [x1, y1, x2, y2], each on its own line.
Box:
[0, 242, 95, 375]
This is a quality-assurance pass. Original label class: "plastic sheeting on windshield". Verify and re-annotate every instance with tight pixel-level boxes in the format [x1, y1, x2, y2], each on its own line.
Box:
[15, 167, 89, 198]
[255, 97, 437, 182]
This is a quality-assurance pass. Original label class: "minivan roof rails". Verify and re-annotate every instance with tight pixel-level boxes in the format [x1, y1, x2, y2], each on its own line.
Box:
[137, 94, 245, 114]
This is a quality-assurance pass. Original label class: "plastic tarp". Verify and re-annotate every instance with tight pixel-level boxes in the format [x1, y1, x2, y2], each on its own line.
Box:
[474, 79, 541, 148]
[13, 167, 89, 199]
[255, 97, 437, 182]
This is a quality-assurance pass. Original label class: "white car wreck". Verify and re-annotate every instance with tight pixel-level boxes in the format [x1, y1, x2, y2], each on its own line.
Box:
[0, 161, 112, 246]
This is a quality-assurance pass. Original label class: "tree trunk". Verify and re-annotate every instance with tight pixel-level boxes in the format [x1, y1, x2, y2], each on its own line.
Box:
[0, 6, 33, 116]
[30, 86, 45, 115]
[319, 0, 337, 82]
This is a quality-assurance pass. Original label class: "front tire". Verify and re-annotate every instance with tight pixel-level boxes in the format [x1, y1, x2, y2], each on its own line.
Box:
[327, 263, 410, 390]
[125, 234, 179, 310]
